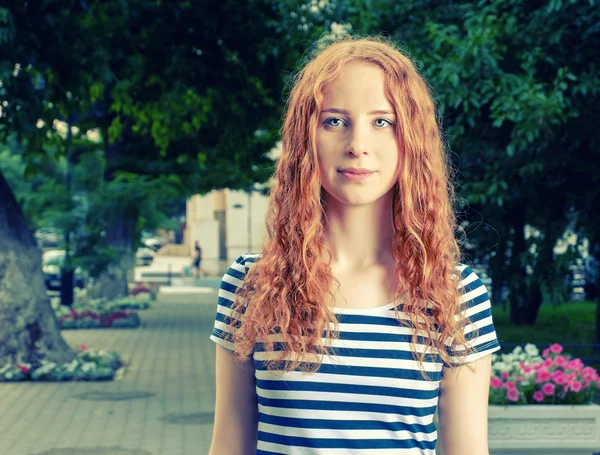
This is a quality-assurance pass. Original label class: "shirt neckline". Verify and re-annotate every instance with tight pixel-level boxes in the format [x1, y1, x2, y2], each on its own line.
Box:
[330, 291, 410, 315]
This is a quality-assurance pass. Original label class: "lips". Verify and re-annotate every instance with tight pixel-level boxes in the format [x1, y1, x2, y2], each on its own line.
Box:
[338, 168, 375, 181]
[338, 168, 374, 175]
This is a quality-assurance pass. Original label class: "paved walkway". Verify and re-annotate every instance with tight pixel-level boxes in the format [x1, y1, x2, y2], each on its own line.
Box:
[0, 289, 220, 455]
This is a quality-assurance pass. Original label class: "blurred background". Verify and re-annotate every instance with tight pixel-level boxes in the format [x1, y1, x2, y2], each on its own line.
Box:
[0, 1, 599, 454]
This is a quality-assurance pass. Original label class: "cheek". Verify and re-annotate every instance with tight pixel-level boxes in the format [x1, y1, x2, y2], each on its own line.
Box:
[316, 142, 336, 170]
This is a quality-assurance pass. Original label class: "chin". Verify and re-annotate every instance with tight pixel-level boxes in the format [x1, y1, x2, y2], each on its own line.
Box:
[326, 190, 386, 207]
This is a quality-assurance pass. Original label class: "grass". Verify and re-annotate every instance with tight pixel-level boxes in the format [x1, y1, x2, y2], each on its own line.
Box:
[492, 300, 597, 346]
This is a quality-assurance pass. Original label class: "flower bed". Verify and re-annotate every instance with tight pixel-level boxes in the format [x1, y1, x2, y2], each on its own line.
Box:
[128, 281, 159, 301]
[0, 345, 122, 382]
[112, 296, 152, 310]
[52, 298, 142, 329]
[490, 343, 600, 405]
[59, 309, 141, 329]
[71, 290, 153, 312]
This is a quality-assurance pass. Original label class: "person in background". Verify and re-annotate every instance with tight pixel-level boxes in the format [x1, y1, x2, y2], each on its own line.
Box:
[193, 241, 202, 278]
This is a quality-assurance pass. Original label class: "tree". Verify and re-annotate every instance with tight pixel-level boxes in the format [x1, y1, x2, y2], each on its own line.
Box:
[0, 0, 316, 367]
[314, 0, 599, 326]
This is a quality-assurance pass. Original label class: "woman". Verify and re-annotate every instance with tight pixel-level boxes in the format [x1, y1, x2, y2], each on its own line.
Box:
[193, 241, 202, 278]
[209, 36, 500, 455]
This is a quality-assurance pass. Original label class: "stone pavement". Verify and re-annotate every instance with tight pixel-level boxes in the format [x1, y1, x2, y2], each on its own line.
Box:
[0, 288, 220, 455]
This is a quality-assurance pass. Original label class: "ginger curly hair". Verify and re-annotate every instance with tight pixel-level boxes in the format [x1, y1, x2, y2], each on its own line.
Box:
[228, 36, 469, 374]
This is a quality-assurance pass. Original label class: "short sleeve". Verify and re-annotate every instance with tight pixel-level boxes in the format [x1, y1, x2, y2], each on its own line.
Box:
[446, 265, 501, 365]
[209, 254, 257, 351]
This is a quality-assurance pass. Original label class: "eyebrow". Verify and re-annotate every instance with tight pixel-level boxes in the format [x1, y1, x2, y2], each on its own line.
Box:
[321, 108, 395, 116]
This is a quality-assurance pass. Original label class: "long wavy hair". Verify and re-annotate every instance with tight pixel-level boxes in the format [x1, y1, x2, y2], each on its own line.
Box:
[229, 36, 469, 374]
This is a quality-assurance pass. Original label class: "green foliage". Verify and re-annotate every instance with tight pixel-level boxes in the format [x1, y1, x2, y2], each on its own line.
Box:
[0, 136, 185, 278]
[316, 0, 600, 323]
[493, 301, 596, 345]
[1, 0, 598, 326]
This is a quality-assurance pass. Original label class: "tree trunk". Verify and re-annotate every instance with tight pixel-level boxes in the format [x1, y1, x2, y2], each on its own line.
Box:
[85, 113, 136, 301]
[595, 293, 600, 345]
[86, 215, 135, 300]
[508, 202, 529, 324]
[591, 241, 600, 344]
[489, 234, 508, 307]
[520, 281, 543, 325]
[0, 171, 75, 367]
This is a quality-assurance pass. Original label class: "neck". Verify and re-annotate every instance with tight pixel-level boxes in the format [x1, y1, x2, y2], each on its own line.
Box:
[322, 190, 396, 269]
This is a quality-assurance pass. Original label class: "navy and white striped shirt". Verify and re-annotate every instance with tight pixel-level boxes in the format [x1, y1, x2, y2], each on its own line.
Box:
[211, 254, 500, 454]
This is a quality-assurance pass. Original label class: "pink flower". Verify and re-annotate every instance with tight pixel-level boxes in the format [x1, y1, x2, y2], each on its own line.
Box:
[554, 355, 566, 367]
[520, 362, 532, 374]
[567, 359, 583, 371]
[80, 344, 89, 351]
[17, 364, 30, 374]
[533, 391, 545, 402]
[542, 383, 556, 396]
[507, 389, 519, 402]
[566, 372, 577, 383]
[582, 367, 598, 380]
[552, 370, 566, 385]
[543, 358, 553, 368]
[501, 371, 510, 379]
[504, 381, 517, 392]
[570, 381, 583, 392]
[542, 348, 551, 358]
[536, 370, 551, 383]
[549, 343, 563, 354]
[490, 377, 503, 389]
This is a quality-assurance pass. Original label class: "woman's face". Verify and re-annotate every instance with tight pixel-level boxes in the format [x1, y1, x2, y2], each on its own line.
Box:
[316, 61, 399, 207]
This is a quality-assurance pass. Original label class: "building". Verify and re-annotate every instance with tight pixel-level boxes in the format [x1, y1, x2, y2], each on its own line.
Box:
[184, 189, 270, 275]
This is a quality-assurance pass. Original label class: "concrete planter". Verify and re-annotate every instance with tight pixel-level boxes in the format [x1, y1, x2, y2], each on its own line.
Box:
[488, 404, 600, 455]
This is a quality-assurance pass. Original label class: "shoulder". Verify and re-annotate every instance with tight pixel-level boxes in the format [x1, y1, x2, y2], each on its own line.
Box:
[453, 263, 491, 310]
[454, 263, 488, 292]
[221, 253, 262, 286]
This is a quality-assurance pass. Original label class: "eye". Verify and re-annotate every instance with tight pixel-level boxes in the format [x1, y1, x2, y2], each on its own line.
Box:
[323, 117, 345, 128]
[374, 118, 394, 128]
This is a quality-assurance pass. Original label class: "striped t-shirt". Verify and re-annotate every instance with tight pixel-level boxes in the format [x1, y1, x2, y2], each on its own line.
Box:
[210, 254, 500, 455]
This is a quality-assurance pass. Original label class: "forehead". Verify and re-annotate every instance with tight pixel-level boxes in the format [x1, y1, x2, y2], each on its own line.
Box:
[321, 61, 391, 109]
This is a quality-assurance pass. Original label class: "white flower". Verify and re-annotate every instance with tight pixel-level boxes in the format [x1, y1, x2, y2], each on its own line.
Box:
[524, 343, 539, 356]
[496, 362, 509, 372]
[512, 346, 523, 355]
[330, 22, 352, 37]
[80, 362, 96, 373]
[66, 360, 79, 373]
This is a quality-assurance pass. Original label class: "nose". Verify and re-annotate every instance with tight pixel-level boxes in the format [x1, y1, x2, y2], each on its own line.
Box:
[345, 123, 370, 156]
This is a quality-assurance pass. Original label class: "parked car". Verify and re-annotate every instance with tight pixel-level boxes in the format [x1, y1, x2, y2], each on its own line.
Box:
[35, 227, 61, 249]
[42, 250, 86, 290]
[136, 247, 156, 266]
[142, 237, 163, 252]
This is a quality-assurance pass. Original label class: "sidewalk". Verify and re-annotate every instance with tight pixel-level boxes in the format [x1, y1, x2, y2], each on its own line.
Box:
[0, 290, 220, 455]
[134, 255, 229, 284]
